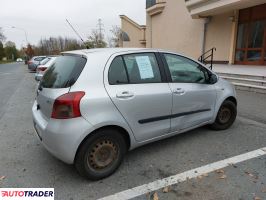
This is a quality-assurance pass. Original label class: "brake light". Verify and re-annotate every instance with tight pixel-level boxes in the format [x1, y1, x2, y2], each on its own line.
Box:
[51, 92, 85, 119]
[37, 65, 47, 72]
[28, 61, 33, 64]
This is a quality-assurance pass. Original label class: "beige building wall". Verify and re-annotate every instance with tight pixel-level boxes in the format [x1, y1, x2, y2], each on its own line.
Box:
[205, 11, 235, 62]
[146, 0, 205, 59]
[120, 15, 146, 48]
[121, 0, 266, 64]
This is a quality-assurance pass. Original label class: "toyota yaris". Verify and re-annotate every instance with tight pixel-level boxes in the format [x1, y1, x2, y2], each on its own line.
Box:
[32, 48, 237, 180]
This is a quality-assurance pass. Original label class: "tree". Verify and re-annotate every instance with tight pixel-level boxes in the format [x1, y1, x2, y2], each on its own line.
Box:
[34, 37, 84, 55]
[0, 42, 5, 60]
[0, 28, 6, 42]
[109, 26, 122, 47]
[25, 44, 34, 58]
[86, 30, 107, 48]
[4, 41, 18, 60]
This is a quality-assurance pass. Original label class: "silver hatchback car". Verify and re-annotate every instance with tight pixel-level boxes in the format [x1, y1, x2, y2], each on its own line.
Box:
[32, 48, 237, 180]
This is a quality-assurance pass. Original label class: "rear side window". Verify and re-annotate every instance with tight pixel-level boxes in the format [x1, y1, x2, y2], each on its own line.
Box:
[41, 55, 86, 88]
[108, 56, 128, 84]
[108, 53, 162, 85]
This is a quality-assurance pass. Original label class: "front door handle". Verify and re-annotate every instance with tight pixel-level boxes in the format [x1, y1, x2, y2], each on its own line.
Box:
[173, 88, 185, 95]
[116, 91, 134, 99]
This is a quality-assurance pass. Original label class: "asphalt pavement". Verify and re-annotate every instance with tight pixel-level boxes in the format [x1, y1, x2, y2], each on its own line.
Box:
[0, 63, 265, 200]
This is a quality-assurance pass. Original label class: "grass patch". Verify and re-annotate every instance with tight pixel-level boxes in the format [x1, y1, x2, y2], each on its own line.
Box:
[0, 60, 14, 64]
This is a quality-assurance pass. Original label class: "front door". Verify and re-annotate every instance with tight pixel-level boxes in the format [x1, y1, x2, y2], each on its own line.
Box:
[105, 52, 172, 142]
[264, 26, 266, 65]
[161, 53, 217, 131]
[235, 4, 266, 65]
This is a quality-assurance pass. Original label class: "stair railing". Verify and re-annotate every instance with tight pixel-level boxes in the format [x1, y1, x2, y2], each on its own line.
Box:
[198, 47, 216, 70]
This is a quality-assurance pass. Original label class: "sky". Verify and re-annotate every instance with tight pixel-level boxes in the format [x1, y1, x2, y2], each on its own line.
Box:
[0, 0, 146, 48]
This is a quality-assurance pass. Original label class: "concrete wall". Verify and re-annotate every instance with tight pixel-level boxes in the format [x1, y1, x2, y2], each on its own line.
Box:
[146, 0, 205, 59]
[205, 11, 235, 62]
[121, 16, 146, 48]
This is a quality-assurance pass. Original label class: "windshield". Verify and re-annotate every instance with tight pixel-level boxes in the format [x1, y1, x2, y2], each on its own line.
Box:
[40, 55, 86, 89]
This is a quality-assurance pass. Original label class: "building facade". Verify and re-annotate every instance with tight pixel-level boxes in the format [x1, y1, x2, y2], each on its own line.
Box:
[120, 0, 266, 65]
[120, 15, 146, 48]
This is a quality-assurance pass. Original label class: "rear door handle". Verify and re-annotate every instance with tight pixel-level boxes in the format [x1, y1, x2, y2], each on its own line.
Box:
[116, 91, 134, 99]
[173, 88, 185, 95]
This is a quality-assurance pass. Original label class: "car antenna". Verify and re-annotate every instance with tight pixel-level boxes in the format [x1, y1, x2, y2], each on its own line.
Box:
[65, 19, 89, 49]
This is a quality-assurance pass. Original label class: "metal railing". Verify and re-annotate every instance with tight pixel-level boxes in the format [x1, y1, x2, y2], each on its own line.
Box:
[198, 47, 216, 70]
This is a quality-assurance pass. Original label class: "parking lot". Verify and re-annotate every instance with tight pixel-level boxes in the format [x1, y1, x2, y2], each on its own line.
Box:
[0, 62, 266, 200]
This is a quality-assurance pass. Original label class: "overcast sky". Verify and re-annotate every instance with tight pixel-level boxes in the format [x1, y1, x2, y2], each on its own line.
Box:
[0, 0, 146, 48]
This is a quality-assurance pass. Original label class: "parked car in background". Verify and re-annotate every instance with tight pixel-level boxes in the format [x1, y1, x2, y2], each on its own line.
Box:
[28, 56, 47, 71]
[16, 58, 23, 62]
[32, 48, 237, 180]
[35, 56, 58, 81]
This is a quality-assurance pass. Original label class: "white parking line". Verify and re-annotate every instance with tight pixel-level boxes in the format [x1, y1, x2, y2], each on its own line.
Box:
[0, 72, 11, 76]
[99, 147, 266, 200]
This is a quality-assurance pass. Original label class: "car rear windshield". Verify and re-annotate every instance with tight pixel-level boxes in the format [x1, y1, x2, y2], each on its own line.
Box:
[35, 57, 46, 61]
[40, 55, 87, 88]
[40, 57, 51, 65]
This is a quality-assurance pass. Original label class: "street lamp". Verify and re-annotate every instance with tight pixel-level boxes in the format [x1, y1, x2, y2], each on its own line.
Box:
[11, 26, 29, 44]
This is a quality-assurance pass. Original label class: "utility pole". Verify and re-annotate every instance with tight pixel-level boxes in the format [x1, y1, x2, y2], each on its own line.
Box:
[97, 19, 104, 41]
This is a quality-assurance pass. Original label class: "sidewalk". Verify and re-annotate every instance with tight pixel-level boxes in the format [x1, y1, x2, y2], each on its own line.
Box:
[212, 64, 266, 76]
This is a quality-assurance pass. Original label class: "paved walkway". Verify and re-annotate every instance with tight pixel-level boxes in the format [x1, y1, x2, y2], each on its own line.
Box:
[212, 64, 266, 76]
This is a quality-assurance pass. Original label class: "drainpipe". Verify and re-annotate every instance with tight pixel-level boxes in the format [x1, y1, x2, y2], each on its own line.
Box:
[201, 17, 211, 54]
[150, 16, 153, 48]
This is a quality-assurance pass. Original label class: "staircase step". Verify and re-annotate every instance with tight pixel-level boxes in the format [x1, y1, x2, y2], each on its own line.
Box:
[231, 82, 266, 94]
[217, 72, 266, 81]
[220, 76, 266, 86]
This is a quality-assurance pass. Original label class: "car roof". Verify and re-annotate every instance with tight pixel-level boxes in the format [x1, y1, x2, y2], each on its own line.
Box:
[62, 48, 153, 56]
[61, 48, 205, 68]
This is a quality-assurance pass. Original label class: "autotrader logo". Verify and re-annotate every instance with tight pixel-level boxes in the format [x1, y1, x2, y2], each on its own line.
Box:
[0, 188, 54, 200]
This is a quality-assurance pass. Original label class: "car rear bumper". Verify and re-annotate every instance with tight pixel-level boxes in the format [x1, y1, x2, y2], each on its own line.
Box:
[35, 73, 43, 81]
[28, 64, 37, 71]
[32, 101, 95, 164]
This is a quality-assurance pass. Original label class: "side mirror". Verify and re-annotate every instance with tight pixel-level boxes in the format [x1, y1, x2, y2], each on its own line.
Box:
[209, 73, 218, 84]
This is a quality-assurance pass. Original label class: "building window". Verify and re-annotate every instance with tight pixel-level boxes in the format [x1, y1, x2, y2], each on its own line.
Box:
[146, 0, 156, 9]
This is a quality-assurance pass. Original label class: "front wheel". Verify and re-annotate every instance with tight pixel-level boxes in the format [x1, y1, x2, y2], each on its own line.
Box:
[210, 100, 237, 130]
[75, 129, 127, 180]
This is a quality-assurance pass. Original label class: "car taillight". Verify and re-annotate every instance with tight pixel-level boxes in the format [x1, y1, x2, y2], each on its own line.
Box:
[28, 61, 33, 64]
[51, 91, 85, 119]
[37, 66, 47, 72]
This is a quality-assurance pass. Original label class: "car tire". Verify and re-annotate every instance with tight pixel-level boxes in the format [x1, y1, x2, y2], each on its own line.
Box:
[210, 100, 237, 130]
[75, 129, 127, 180]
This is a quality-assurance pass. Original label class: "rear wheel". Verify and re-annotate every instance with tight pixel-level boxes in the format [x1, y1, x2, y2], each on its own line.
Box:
[210, 100, 237, 130]
[75, 129, 127, 180]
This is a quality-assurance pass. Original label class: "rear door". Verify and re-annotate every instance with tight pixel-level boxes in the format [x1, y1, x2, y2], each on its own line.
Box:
[36, 55, 87, 119]
[161, 53, 217, 131]
[105, 52, 172, 142]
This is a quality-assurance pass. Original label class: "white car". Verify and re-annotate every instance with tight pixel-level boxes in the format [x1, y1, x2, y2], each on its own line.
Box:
[35, 57, 58, 81]
[16, 58, 23, 62]
[32, 48, 237, 180]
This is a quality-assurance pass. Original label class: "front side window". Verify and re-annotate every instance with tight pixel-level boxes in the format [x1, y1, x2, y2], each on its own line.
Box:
[108, 53, 162, 85]
[164, 54, 209, 84]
